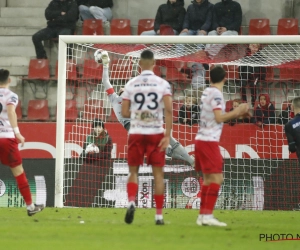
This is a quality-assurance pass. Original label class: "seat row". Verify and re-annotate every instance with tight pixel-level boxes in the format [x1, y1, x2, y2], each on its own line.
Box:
[81, 18, 299, 36]
[18, 99, 112, 122]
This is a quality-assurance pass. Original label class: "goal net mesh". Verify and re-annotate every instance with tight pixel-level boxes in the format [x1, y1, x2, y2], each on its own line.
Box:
[61, 41, 300, 210]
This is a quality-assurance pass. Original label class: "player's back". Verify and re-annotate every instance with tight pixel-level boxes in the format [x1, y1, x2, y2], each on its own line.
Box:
[0, 88, 18, 138]
[122, 70, 171, 135]
[196, 87, 225, 142]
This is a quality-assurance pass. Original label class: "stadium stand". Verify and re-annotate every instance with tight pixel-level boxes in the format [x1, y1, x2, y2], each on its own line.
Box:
[110, 19, 131, 35]
[248, 18, 271, 35]
[82, 19, 104, 35]
[277, 18, 299, 35]
[0, 0, 299, 120]
[27, 99, 50, 121]
[137, 19, 155, 35]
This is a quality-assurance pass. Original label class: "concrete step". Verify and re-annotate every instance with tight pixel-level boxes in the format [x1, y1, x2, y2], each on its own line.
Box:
[7, 0, 49, 8]
[0, 17, 46, 27]
[0, 66, 28, 76]
[0, 46, 36, 57]
[0, 27, 41, 36]
[0, 36, 34, 46]
[0, 57, 30, 66]
[1, 7, 45, 18]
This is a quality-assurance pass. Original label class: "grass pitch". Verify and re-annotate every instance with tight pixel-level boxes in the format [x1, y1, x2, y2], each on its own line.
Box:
[0, 208, 299, 250]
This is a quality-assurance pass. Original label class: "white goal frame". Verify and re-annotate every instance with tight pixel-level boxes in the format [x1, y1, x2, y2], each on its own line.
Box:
[55, 35, 300, 208]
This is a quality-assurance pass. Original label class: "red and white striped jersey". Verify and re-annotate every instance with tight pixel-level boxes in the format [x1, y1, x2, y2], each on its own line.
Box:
[122, 70, 172, 135]
[196, 87, 225, 142]
[0, 88, 18, 138]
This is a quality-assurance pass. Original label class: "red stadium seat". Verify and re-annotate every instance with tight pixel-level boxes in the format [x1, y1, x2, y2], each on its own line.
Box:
[280, 67, 300, 81]
[27, 59, 50, 80]
[225, 100, 233, 112]
[82, 19, 104, 35]
[110, 59, 133, 80]
[249, 19, 271, 35]
[138, 19, 155, 35]
[65, 100, 78, 121]
[166, 67, 188, 82]
[265, 67, 276, 82]
[160, 24, 175, 35]
[110, 19, 131, 35]
[81, 59, 103, 81]
[153, 65, 162, 76]
[223, 65, 240, 80]
[16, 100, 22, 120]
[83, 99, 105, 120]
[277, 18, 298, 35]
[27, 100, 50, 121]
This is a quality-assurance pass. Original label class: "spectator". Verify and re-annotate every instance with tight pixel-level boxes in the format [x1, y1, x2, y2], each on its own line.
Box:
[278, 102, 294, 125]
[180, 0, 213, 38]
[177, 0, 213, 89]
[205, 0, 242, 57]
[228, 99, 251, 126]
[141, 0, 186, 35]
[252, 93, 276, 127]
[78, 0, 113, 23]
[240, 44, 267, 107]
[179, 96, 200, 126]
[81, 119, 113, 162]
[32, 0, 78, 59]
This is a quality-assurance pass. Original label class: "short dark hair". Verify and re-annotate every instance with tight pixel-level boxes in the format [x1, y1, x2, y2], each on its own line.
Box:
[292, 97, 300, 110]
[210, 67, 226, 84]
[0, 69, 10, 84]
[140, 50, 154, 60]
[92, 118, 105, 129]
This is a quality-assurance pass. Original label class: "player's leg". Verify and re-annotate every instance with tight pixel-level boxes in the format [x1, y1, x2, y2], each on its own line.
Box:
[1, 138, 44, 216]
[167, 136, 194, 167]
[125, 166, 139, 224]
[148, 133, 166, 225]
[11, 165, 44, 216]
[195, 140, 226, 226]
[200, 173, 225, 226]
[125, 134, 145, 224]
[152, 167, 165, 225]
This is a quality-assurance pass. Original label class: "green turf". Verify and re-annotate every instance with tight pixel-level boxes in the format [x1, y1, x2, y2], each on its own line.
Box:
[0, 208, 299, 250]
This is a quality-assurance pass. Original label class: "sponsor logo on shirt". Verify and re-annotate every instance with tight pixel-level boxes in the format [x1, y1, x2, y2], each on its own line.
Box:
[10, 96, 17, 103]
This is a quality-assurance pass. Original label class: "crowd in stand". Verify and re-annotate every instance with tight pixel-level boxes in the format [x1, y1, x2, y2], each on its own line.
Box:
[30, 0, 294, 128]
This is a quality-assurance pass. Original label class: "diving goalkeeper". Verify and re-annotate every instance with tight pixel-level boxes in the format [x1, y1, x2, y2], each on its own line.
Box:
[94, 49, 195, 166]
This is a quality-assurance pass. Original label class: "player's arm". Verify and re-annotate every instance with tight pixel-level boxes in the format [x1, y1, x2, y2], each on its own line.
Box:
[214, 104, 249, 124]
[7, 104, 25, 147]
[121, 99, 131, 118]
[285, 123, 296, 153]
[158, 95, 172, 151]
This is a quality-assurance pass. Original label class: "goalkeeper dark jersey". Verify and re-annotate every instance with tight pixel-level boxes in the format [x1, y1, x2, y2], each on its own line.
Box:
[284, 113, 300, 162]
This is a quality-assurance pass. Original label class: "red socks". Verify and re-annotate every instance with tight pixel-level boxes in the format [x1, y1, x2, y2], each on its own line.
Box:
[127, 182, 138, 202]
[15, 172, 32, 206]
[200, 183, 220, 215]
[200, 185, 209, 214]
[154, 194, 164, 215]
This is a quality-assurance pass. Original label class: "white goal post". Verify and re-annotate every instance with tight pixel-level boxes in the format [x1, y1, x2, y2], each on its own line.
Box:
[55, 35, 300, 208]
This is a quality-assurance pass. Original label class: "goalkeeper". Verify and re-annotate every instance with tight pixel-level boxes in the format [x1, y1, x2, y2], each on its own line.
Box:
[94, 49, 195, 166]
[284, 97, 300, 162]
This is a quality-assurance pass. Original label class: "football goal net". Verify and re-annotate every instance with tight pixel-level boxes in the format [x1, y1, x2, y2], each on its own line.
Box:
[55, 35, 300, 211]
